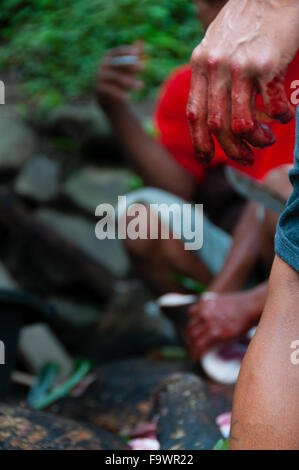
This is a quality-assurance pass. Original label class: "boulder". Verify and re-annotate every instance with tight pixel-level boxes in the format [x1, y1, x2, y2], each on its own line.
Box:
[80, 281, 177, 362]
[15, 155, 60, 202]
[48, 358, 193, 436]
[35, 209, 129, 277]
[49, 296, 101, 328]
[0, 262, 18, 290]
[0, 404, 129, 450]
[63, 166, 132, 213]
[46, 103, 111, 142]
[0, 116, 36, 169]
[153, 373, 233, 450]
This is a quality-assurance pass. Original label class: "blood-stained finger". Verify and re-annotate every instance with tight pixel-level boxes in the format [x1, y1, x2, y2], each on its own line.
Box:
[187, 70, 214, 162]
[188, 322, 206, 341]
[260, 74, 295, 124]
[231, 75, 276, 148]
[207, 66, 254, 165]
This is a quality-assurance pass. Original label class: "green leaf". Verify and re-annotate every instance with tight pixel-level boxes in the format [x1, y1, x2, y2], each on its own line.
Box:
[171, 273, 207, 294]
[127, 175, 144, 191]
[29, 359, 93, 410]
[0, 0, 203, 111]
[213, 438, 230, 450]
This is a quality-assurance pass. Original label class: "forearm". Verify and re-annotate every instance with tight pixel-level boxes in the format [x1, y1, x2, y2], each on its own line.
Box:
[102, 101, 197, 199]
[210, 202, 261, 293]
[230, 256, 299, 449]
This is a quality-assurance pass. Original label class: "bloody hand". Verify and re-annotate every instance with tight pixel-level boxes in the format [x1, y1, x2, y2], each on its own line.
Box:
[186, 292, 260, 361]
[188, 0, 299, 165]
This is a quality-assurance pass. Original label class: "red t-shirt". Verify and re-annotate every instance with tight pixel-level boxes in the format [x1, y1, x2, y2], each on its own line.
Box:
[154, 53, 299, 182]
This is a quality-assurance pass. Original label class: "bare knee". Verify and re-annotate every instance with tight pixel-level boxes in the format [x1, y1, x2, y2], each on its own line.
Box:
[263, 164, 293, 200]
[121, 203, 157, 259]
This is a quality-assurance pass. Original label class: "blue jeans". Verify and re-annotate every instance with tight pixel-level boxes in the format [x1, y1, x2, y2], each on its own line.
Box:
[275, 107, 299, 272]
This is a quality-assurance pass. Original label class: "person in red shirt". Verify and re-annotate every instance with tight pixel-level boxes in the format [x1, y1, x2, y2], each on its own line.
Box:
[96, 0, 298, 354]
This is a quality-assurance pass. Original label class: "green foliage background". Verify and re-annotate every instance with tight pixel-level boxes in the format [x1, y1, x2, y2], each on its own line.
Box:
[0, 0, 202, 111]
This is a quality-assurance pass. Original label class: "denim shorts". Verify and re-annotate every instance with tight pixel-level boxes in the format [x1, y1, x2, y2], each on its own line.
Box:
[275, 107, 299, 272]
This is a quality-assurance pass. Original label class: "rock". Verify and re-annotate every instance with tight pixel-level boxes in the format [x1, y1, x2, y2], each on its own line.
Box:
[0, 262, 18, 290]
[48, 297, 101, 327]
[35, 209, 129, 277]
[48, 358, 193, 436]
[153, 373, 233, 450]
[0, 404, 129, 450]
[0, 116, 36, 168]
[46, 103, 111, 141]
[63, 166, 132, 213]
[15, 155, 60, 202]
[81, 281, 178, 362]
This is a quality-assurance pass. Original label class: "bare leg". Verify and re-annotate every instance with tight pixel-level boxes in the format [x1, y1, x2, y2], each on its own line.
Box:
[123, 204, 212, 294]
[230, 255, 299, 449]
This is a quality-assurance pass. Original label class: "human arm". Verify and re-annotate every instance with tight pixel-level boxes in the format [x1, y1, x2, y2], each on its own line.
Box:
[96, 43, 198, 200]
[210, 201, 262, 293]
[186, 200, 268, 358]
[186, 282, 267, 360]
[230, 256, 299, 449]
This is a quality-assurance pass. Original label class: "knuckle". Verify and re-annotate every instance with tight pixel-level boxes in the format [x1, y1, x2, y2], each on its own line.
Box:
[253, 52, 276, 76]
[191, 45, 206, 69]
[208, 113, 223, 133]
[232, 118, 254, 135]
[186, 104, 199, 123]
[206, 53, 222, 70]
[230, 60, 247, 77]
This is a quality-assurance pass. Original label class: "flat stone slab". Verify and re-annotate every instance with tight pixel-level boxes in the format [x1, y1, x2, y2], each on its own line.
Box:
[0, 262, 18, 290]
[0, 404, 129, 450]
[15, 155, 60, 202]
[153, 373, 233, 450]
[63, 166, 132, 212]
[0, 117, 36, 168]
[49, 296, 101, 327]
[48, 358, 194, 436]
[46, 103, 111, 140]
[35, 209, 129, 277]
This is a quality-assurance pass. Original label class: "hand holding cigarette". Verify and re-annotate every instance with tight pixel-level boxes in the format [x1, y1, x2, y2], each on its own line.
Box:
[96, 41, 145, 106]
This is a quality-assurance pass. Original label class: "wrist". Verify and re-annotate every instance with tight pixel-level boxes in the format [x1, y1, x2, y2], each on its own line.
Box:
[208, 275, 241, 294]
[97, 92, 129, 114]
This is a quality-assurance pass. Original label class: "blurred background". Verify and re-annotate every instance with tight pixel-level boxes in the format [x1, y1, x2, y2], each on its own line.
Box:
[0, 2, 236, 451]
[0, 0, 203, 363]
[0, 0, 202, 109]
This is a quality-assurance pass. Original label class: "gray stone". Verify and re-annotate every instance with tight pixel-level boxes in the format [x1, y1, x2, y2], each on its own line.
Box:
[63, 166, 132, 213]
[82, 281, 178, 363]
[49, 297, 101, 327]
[35, 209, 129, 277]
[0, 263, 18, 290]
[15, 155, 60, 202]
[154, 373, 232, 450]
[0, 404, 129, 450]
[47, 103, 111, 140]
[48, 358, 194, 436]
[0, 116, 36, 168]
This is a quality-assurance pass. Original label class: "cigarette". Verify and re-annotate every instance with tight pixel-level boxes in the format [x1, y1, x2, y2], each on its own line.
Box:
[111, 54, 147, 66]
[111, 55, 139, 66]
